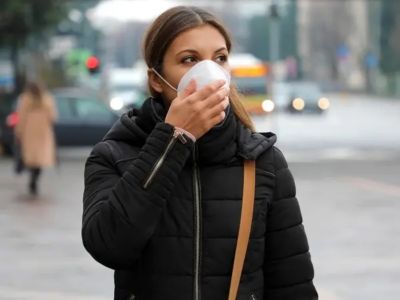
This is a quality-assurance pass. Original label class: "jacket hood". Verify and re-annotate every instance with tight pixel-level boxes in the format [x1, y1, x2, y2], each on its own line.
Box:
[236, 124, 277, 160]
[103, 97, 277, 161]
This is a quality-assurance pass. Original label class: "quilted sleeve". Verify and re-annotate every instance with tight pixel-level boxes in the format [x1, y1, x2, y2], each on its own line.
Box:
[263, 147, 318, 300]
[82, 122, 193, 269]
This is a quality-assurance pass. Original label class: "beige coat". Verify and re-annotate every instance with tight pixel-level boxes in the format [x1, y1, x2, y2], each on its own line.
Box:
[15, 92, 57, 168]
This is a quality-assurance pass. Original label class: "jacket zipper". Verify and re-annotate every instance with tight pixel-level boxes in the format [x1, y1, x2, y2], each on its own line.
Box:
[193, 144, 202, 300]
[143, 130, 186, 189]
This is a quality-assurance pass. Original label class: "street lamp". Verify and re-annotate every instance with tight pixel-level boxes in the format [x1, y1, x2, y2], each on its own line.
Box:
[269, 1, 280, 66]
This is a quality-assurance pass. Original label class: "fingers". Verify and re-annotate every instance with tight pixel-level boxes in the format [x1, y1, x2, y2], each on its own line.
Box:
[181, 79, 196, 98]
[190, 79, 226, 101]
[203, 87, 229, 109]
[190, 85, 228, 124]
[173, 79, 229, 135]
[208, 97, 229, 119]
[208, 110, 226, 126]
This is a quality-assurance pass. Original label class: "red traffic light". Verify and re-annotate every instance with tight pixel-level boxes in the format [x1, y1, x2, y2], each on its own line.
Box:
[86, 56, 100, 70]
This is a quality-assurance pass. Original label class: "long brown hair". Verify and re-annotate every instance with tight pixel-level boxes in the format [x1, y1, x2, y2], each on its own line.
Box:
[24, 81, 45, 107]
[143, 6, 255, 131]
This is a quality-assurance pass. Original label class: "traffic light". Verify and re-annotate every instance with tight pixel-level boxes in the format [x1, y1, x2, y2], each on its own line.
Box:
[86, 55, 100, 74]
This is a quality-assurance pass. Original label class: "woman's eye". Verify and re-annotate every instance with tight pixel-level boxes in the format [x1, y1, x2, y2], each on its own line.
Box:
[182, 56, 197, 64]
[215, 55, 228, 64]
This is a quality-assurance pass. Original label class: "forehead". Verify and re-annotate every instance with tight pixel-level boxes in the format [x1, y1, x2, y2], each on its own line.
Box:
[168, 24, 227, 53]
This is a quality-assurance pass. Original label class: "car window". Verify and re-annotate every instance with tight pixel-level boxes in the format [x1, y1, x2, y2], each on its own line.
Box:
[74, 97, 113, 120]
[0, 94, 16, 116]
[55, 97, 76, 120]
[292, 85, 321, 97]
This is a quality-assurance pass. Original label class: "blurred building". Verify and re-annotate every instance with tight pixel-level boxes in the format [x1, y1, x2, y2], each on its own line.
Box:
[85, 0, 400, 98]
[297, 0, 369, 91]
[297, 0, 400, 97]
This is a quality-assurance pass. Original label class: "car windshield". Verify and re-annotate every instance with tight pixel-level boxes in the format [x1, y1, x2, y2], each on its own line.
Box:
[55, 96, 75, 120]
[74, 97, 111, 119]
[55, 95, 113, 120]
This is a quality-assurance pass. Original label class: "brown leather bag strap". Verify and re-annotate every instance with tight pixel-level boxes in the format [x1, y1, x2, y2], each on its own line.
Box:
[228, 160, 256, 300]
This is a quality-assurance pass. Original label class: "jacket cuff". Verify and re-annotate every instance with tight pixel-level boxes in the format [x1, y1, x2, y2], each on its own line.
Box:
[125, 122, 193, 204]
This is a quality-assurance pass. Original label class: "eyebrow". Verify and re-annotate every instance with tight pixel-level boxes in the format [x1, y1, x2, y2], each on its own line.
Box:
[176, 47, 228, 56]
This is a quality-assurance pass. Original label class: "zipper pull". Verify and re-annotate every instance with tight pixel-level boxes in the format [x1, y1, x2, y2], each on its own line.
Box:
[173, 128, 188, 144]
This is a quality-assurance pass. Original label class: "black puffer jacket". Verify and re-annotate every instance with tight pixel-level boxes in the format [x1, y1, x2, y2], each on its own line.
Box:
[82, 97, 318, 300]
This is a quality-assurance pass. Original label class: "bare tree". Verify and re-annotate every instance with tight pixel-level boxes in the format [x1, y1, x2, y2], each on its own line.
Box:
[307, 1, 354, 79]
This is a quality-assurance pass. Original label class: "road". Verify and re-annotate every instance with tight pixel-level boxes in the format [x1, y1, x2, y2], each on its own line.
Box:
[0, 93, 399, 300]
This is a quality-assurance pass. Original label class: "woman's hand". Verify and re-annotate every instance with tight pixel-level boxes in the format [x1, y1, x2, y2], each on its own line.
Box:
[165, 79, 229, 139]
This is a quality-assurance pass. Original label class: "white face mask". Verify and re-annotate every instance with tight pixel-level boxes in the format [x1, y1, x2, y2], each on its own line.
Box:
[152, 59, 231, 95]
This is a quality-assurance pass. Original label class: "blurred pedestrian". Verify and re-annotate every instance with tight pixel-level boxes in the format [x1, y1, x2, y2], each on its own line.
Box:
[82, 6, 317, 300]
[15, 81, 57, 195]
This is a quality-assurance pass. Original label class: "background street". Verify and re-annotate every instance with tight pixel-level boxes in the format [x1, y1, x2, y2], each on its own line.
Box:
[0, 94, 399, 300]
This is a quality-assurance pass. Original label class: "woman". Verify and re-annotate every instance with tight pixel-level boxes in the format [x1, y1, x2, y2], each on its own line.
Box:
[15, 81, 57, 195]
[82, 6, 318, 300]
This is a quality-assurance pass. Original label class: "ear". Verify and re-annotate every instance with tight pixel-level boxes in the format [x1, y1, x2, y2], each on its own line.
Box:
[148, 69, 163, 94]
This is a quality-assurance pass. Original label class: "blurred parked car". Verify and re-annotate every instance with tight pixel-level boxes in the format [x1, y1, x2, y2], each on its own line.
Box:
[0, 87, 118, 154]
[272, 81, 330, 113]
[105, 66, 147, 113]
